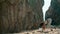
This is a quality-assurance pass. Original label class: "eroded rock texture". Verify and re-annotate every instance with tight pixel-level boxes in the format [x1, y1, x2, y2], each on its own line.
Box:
[46, 0, 60, 26]
[0, 0, 43, 33]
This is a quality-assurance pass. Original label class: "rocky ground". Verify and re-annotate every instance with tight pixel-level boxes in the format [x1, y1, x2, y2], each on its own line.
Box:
[12, 28, 60, 34]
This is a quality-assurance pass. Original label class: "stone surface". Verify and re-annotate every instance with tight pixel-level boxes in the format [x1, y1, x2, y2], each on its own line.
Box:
[0, 0, 44, 33]
[46, 0, 60, 26]
[12, 28, 60, 34]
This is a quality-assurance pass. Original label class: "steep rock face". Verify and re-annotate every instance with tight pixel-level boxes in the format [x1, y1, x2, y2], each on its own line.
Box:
[0, 0, 43, 33]
[46, 0, 60, 26]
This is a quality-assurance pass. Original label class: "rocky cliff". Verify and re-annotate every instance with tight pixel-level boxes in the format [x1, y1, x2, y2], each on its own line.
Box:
[46, 0, 60, 26]
[0, 0, 43, 33]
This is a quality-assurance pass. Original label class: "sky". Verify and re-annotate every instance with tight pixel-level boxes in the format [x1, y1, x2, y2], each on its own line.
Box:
[42, 0, 51, 21]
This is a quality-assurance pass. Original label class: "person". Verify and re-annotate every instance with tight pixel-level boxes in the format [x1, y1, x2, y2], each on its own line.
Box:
[42, 23, 46, 30]
[40, 22, 46, 31]
[46, 18, 52, 28]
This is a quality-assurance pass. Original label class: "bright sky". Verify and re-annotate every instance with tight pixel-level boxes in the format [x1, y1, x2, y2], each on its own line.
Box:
[42, 0, 51, 21]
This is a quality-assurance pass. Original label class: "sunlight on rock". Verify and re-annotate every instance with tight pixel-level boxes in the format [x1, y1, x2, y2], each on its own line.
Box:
[42, 0, 51, 21]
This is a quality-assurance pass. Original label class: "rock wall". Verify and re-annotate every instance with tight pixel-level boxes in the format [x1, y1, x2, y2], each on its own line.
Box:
[0, 0, 43, 33]
[46, 0, 60, 26]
